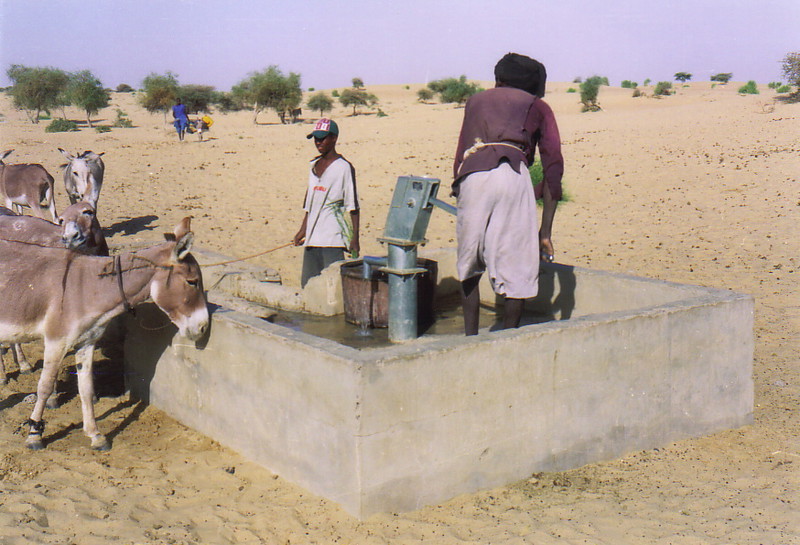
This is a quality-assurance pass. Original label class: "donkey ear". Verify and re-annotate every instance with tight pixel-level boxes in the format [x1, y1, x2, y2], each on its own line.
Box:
[58, 148, 74, 161]
[172, 232, 194, 262]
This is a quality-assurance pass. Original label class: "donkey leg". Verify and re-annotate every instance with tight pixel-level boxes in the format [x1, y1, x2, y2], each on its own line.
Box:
[13, 343, 33, 374]
[0, 345, 7, 385]
[26, 343, 66, 450]
[75, 344, 108, 451]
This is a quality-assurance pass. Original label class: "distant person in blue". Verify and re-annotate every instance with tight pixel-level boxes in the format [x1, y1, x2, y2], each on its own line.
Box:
[171, 98, 189, 141]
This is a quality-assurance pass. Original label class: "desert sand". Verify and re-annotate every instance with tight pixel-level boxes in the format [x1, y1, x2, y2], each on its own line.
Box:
[0, 82, 798, 544]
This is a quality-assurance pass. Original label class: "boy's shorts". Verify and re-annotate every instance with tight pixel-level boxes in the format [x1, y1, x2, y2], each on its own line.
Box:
[456, 161, 539, 299]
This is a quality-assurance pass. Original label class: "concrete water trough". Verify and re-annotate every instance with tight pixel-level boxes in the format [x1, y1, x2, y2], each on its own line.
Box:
[124, 247, 753, 519]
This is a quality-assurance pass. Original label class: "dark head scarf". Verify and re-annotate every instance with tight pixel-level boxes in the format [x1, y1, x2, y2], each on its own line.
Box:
[494, 53, 547, 98]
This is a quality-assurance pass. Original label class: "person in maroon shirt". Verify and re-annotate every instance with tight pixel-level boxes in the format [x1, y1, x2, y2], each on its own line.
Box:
[453, 53, 564, 335]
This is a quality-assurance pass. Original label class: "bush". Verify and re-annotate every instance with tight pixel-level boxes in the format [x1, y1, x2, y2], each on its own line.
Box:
[768, 81, 782, 89]
[45, 118, 78, 132]
[95, 125, 111, 133]
[112, 108, 133, 128]
[116, 83, 134, 93]
[530, 160, 569, 202]
[780, 52, 800, 89]
[632, 88, 643, 98]
[331, 89, 340, 97]
[427, 76, 482, 105]
[566, 88, 577, 93]
[579, 76, 605, 111]
[654, 81, 673, 96]
[621, 80, 638, 89]
[738, 80, 759, 94]
[644, 78, 651, 86]
[777, 85, 792, 93]
[416, 88, 434, 102]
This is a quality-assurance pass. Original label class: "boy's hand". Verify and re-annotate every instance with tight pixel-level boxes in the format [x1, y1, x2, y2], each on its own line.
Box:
[349, 236, 360, 257]
[293, 230, 305, 246]
[539, 236, 555, 263]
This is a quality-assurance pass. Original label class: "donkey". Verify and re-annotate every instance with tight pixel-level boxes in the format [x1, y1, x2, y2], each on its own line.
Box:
[0, 150, 58, 222]
[58, 148, 105, 211]
[0, 217, 209, 450]
[0, 202, 110, 386]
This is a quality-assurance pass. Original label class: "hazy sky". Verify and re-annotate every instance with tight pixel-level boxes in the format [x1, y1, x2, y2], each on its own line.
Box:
[1, 0, 797, 91]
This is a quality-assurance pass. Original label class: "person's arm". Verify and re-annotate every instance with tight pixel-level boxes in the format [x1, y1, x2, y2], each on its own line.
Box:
[293, 212, 308, 246]
[534, 100, 563, 262]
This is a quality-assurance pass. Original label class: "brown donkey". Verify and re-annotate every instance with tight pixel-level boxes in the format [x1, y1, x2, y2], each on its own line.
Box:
[0, 217, 209, 450]
[0, 150, 58, 222]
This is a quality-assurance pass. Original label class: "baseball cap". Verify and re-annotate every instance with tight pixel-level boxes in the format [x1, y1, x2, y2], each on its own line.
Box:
[307, 118, 339, 139]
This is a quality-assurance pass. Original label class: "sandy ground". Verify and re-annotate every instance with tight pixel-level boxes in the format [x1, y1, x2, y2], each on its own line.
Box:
[0, 82, 798, 544]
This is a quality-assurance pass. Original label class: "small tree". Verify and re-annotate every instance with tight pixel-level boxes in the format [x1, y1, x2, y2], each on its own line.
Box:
[620, 80, 638, 89]
[351, 77, 364, 89]
[674, 72, 692, 83]
[579, 76, 605, 112]
[339, 88, 378, 115]
[417, 87, 434, 103]
[232, 66, 302, 124]
[115, 83, 134, 93]
[179, 84, 215, 114]
[6, 64, 70, 123]
[140, 72, 179, 122]
[427, 75, 482, 105]
[781, 51, 800, 97]
[644, 78, 651, 86]
[67, 70, 109, 127]
[710, 73, 733, 84]
[306, 92, 334, 116]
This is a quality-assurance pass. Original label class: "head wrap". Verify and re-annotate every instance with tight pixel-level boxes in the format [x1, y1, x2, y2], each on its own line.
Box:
[494, 53, 547, 98]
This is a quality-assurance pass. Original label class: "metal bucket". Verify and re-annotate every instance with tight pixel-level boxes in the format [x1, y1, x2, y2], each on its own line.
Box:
[340, 258, 437, 329]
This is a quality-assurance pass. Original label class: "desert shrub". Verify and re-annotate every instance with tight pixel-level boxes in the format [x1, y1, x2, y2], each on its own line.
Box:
[738, 80, 759, 94]
[331, 89, 340, 97]
[45, 118, 78, 132]
[632, 88, 643, 98]
[376, 109, 387, 117]
[404, 85, 410, 90]
[579, 76, 605, 111]
[116, 83, 134, 93]
[710, 73, 733, 83]
[427, 75, 482, 105]
[566, 88, 577, 93]
[307, 87, 315, 92]
[530, 160, 569, 202]
[38, 113, 52, 120]
[777, 85, 792, 93]
[644, 78, 651, 86]
[95, 125, 111, 133]
[768, 81, 782, 89]
[112, 108, 133, 128]
[621, 80, 638, 89]
[654, 81, 673, 96]
[417, 88, 434, 102]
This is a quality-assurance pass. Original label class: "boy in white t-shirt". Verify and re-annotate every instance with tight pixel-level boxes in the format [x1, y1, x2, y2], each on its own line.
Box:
[292, 118, 360, 287]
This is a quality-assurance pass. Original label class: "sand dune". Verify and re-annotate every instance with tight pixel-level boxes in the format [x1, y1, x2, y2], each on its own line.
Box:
[0, 82, 798, 544]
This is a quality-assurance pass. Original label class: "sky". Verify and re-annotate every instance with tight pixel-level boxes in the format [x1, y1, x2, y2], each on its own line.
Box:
[1, 0, 798, 91]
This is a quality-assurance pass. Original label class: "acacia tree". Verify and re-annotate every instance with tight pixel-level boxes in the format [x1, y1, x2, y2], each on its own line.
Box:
[232, 66, 302, 124]
[67, 70, 109, 127]
[306, 92, 334, 116]
[781, 52, 800, 96]
[338, 88, 378, 115]
[140, 72, 179, 122]
[179, 84, 215, 114]
[674, 72, 692, 83]
[427, 76, 482, 105]
[352, 77, 364, 89]
[710, 73, 733, 84]
[6, 64, 70, 123]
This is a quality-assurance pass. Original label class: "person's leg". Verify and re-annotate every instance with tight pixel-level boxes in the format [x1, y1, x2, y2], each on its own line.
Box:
[502, 297, 524, 329]
[301, 247, 322, 288]
[461, 275, 481, 336]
